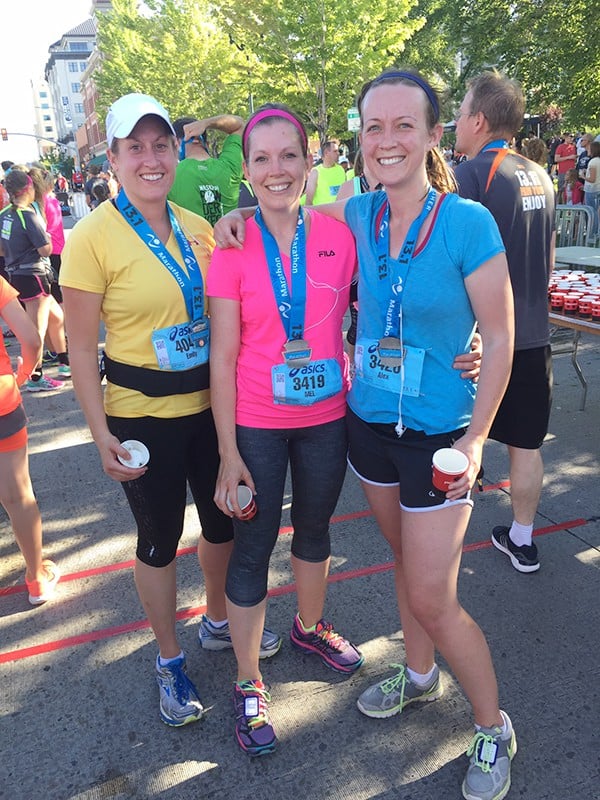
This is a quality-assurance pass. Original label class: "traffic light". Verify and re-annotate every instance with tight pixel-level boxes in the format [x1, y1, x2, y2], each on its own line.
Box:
[0, 128, 7, 141]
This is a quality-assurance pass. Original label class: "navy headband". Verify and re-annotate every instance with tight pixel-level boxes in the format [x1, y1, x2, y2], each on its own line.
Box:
[371, 71, 439, 120]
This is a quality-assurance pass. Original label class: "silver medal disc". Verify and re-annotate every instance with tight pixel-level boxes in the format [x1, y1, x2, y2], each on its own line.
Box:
[378, 336, 403, 368]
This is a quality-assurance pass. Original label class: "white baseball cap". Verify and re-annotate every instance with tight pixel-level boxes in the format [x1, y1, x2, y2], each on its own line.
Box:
[106, 93, 175, 149]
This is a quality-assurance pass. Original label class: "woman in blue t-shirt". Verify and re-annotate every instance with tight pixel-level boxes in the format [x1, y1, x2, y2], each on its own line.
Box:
[215, 69, 516, 800]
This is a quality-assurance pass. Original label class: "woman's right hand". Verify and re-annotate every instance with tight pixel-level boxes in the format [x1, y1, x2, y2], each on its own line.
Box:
[96, 432, 148, 482]
[213, 209, 248, 250]
[214, 452, 255, 517]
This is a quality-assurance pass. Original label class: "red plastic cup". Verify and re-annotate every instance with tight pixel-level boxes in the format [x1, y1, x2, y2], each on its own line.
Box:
[432, 448, 469, 492]
[592, 301, 600, 321]
[550, 292, 565, 311]
[578, 298, 593, 319]
[563, 296, 579, 315]
[226, 485, 257, 521]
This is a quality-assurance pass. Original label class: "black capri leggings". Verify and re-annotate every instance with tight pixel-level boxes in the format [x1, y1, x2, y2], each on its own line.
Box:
[106, 409, 233, 567]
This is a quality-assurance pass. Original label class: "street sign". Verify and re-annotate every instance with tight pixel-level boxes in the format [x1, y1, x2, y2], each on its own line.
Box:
[347, 107, 360, 132]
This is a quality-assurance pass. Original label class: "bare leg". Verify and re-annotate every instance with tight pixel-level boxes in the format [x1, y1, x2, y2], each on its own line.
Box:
[23, 295, 51, 369]
[401, 505, 502, 728]
[291, 554, 329, 628]
[226, 596, 266, 682]
[134, 557, 179, 659]
[45, 297, 68, 354]
[507, 445, 543, 526]
[197, 537, 233, 620]
[0, 444, 44, 583]
[361, 482, 436, 673]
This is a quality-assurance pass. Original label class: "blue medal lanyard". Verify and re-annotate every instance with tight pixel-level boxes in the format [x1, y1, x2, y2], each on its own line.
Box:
[481, 139, 509, 153]
[115, 190, 204, 320]
[256, 207, 307, 342]
[376, 188, 437, 338]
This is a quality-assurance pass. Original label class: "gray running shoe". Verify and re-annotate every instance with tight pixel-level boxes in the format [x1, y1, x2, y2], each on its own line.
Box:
[156, 654, 203, 727]
[462, 710, 517, 800]
[357, 663, 443, 718]
[199, 614, 282, 659]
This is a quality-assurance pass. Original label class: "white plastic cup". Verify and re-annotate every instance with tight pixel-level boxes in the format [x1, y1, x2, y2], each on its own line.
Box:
[226, 485, 257, 521]
[431, 448, 469, 492]
[117, 440, 150, 469]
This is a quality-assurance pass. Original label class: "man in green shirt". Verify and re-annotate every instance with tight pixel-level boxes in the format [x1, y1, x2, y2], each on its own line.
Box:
[169, 114, 244, 225]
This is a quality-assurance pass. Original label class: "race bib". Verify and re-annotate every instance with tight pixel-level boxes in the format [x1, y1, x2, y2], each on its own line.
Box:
[355, 339, 425, 397]
[151, 317, 210, 371]
[271, 358, 342, 405]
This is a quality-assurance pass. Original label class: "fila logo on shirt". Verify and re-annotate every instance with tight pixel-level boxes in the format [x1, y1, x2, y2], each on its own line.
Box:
[318, 250, 335, 257]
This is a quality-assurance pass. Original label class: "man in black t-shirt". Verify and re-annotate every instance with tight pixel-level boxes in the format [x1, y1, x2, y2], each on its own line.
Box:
[455, 71, 555, 575]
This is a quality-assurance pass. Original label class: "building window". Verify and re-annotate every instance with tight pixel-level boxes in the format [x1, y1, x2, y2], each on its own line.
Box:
[43, 115, 51, 121]
[70, 42, 89, 52]
[71, 83, 81, 93]
[74, 103, 84, 114]
[41, 103, 49, 109]
[40, 91, 48, 98]
[68, 62, 78, 72]
[79, 62, 87, 72]
[45, 126, 54, 133]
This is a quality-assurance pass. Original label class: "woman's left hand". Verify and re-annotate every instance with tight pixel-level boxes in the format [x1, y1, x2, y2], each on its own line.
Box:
[444, 434, 484, 500]
[214, 452, 255, 518]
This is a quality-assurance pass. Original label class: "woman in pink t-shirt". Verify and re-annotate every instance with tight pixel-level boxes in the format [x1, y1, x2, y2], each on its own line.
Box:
[207, 105, 362, 756]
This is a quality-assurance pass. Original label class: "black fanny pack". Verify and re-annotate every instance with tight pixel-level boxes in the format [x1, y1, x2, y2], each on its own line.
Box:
[101, 352, 209, 397]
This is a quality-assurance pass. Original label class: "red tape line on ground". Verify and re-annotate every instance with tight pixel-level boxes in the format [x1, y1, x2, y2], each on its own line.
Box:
[0, 517, 588, 664]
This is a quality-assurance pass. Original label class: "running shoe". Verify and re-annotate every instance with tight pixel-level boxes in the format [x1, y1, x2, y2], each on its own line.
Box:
[462, 710, 517, 800]
[233, 679, 276, 756]
[199, 614, 282, 659]
[42, 350, 59, 365]
[357, 663, 443, 718]
[290, 614, 363, 674]
[491, 526, 540, 573]
[24, 376, 64, 392]
[56, 364, 71, 380]
[26, 560, 60, 605]
[155, 655, 204, 727]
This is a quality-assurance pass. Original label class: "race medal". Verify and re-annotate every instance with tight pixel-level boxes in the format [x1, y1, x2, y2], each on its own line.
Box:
[283, 338, 312, 368]
[191, 316, 209, 348]
[378, 336, 404, 368]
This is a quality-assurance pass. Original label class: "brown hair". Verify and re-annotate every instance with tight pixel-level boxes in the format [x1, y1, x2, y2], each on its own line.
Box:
[466, 70, 524, 139]
[356, 68, 457, 194]
[523, 137, 548, 166]
[4, 169, 32, 204]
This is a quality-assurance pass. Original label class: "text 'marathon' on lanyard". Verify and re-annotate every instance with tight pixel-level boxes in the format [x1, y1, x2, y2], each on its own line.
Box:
[375, 187, 436, 365]
[256, 207, 312, 367]
[114, 190, 205, 321]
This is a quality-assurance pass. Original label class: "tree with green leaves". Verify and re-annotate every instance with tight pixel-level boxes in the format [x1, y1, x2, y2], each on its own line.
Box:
[211, 0, 424, 145]
[95, 0, 254, 127]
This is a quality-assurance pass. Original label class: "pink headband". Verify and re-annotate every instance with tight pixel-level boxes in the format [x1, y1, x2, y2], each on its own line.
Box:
[242, 109, 307, 154]
[13, 175, 33, 195]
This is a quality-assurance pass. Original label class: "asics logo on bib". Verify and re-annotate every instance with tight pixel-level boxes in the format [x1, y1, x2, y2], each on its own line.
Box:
[289, 363, 326, 377]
